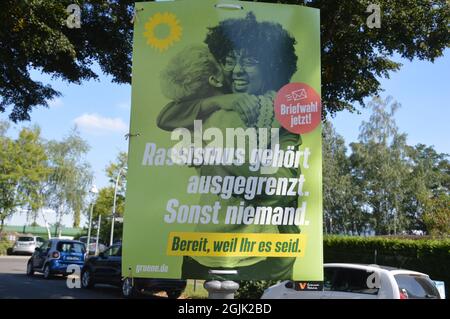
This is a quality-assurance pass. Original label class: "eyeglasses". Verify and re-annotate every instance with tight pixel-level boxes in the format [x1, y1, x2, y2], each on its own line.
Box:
[223, 55, 260, 72]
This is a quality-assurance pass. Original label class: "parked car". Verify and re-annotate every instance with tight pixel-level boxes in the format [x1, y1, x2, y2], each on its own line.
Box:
[81, 243, 187, 298]
[26, 239, 86, 279]
[261, 263, 442, 299]
[12, 235, 45, 255]
[78, 236, 107, 254]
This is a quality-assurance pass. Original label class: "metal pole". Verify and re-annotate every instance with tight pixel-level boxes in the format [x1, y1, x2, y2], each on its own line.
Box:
[95, 214, 101, 255]
[110, 167, 125, 246]
[87, 202, 94, 254]
[109, 215, 115, 246]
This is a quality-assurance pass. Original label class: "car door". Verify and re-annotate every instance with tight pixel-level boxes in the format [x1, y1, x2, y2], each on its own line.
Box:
[92, 245, 121, 284]
[107, 246, 122, 285]
[33, 240, 50, 269]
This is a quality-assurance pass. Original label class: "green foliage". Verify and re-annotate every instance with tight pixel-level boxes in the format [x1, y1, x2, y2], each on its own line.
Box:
[235, 280, 279, 299]
[44, 128, 93, 230]
[0, 238, 13, 256]
[423, 193, 450, 237]
[105, 151, 128, 196]
[88, 152, 127, 244]
[183, 280, 208, 299]
[323, 96, 449, 236]
[322, 121, 361, 234]
[0, 122, 49, 232]
[350, 96, 410, 234]
[91, 186, 124, 243]
[323, 235, 450, 296]
[1, 0, 449, 121]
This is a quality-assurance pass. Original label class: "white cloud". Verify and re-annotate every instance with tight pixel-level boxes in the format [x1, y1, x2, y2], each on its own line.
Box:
[48, 98, 63, 108]
[117, 102, 130, 110]
[74, 113, 128, 134]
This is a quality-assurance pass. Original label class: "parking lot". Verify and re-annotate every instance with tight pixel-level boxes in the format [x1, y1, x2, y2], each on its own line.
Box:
[0, 256, 123, 299]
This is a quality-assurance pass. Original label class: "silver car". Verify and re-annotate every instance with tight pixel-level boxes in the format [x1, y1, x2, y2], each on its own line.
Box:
[12, 236, 45, 255]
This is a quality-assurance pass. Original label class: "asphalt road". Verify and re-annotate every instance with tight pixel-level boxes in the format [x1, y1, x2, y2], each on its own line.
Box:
[0, 256, 123, 299]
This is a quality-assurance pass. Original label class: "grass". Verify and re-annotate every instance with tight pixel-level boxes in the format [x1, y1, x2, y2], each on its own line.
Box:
[182, 279, 208, 299]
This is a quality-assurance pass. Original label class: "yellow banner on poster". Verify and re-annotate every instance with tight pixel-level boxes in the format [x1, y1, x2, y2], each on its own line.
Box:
[167, 232, 307, 257]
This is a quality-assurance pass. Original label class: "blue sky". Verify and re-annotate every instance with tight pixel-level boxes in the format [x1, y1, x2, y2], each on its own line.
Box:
[332, 50, 450, 153]
[3, 49, 449, 227]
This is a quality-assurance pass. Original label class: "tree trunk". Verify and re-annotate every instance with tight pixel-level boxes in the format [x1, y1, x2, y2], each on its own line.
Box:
[73, 208, 80, 228]
[0, 217, 5, 234]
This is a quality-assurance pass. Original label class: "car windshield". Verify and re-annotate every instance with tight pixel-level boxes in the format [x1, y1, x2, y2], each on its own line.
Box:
[18, 236, 34, 242]
[57, 242, 86, 254]
[394, 274, 440, 299]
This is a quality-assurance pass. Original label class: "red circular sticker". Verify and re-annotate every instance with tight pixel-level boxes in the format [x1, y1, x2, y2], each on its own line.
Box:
[274, 82, 322, 134]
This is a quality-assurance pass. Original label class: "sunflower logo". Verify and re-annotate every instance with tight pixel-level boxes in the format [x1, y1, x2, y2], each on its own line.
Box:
[144, 12, 182, 52]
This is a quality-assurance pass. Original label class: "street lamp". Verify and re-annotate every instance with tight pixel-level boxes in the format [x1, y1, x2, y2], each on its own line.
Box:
[87, 185, 98, 255]
[110, 166, 127, 246]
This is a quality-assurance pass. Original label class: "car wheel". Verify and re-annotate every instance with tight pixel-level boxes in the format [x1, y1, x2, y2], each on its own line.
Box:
[122, 278, 137, 298]
[167, 290, 182, 299]
[26, 261, 34, 276]
[81, 268, 94, 289]
[43, 264, 52, 279]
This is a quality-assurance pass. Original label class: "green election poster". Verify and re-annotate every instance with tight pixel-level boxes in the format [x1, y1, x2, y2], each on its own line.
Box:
[123, 0, 323, 283]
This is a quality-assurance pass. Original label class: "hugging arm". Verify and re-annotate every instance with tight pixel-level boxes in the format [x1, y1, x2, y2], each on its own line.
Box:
[204, 110, 302, 235]
[157, 94, 260, 131]
[157, 99, 213, 131]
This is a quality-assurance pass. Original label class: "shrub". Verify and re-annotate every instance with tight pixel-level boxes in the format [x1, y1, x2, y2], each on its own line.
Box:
[0, 238, 13, 256]
[235, 280, 278, 299]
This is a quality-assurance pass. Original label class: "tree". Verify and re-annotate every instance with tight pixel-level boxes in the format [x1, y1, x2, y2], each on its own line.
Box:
[1, 0, 448, 121]
[350, 96, 410, 235]
[322, 121, 364, 234]
[91, 186, 125, 244]
[403, 144, 449, 233]
[323, 100, 449, 236]
[422, 193, 450, 237]
[105, 151, 128, 196]
[15, 126, 52, 224]
[44, 128, 93, 231]
[0, 123, 49, 232]
[0, 125, 18, 232]
[91, 152, 128, 243]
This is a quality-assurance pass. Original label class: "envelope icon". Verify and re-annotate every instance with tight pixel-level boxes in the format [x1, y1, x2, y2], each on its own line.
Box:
[291, 89, 307, 101]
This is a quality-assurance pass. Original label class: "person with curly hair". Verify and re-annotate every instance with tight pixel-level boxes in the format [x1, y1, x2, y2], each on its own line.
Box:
[157, 12, 298, 130]
[157, 12, 302, 281]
